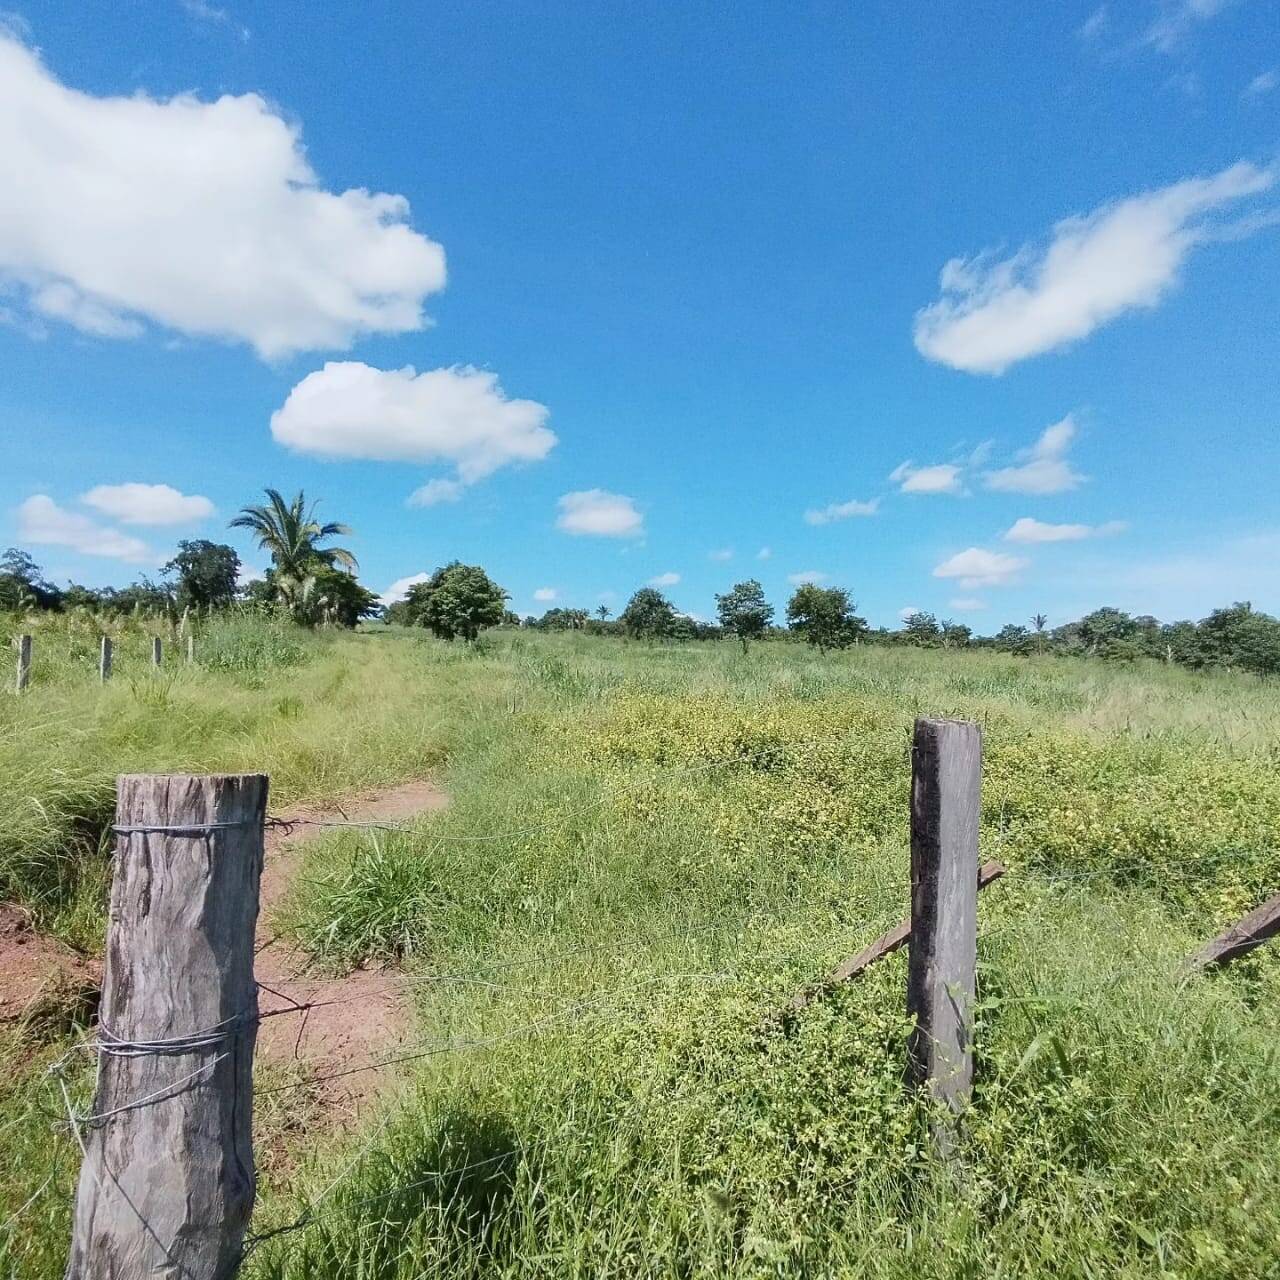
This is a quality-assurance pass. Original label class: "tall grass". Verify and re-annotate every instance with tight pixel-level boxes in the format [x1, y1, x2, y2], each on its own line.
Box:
[3, 626, 1279, 1277]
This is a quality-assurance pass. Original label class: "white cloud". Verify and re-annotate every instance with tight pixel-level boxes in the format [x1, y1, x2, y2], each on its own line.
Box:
[899, 606, 922, 621]
[933, 547, 1029, 589]
[949, 597, 988, 611]
[81, 482, 213, 526]
[1004, 516, 1126, 543]
[708, 548, 733, 561]
[890, 460, 964, 495]
[0, 35, 445, 358]
[788, 570, 827, 586]
[1243, 69, 1279, 99]
[407, 479, 464, 508]
[556, 490, 644, 538]
[756, 546, 772, 560]
[648, 572, 680, 587]
[913, 161, 1274, 374]
[983, 415, 1086, 494]
[273, 362, 555, 494]
[379, 572, 430, 607]
[532, 587, 558, 602]
[1144, 0, 1236, 53]
[16, 494, 152, 562]
[1079, 5, 1108, 39]
[803, 497, 880, 525]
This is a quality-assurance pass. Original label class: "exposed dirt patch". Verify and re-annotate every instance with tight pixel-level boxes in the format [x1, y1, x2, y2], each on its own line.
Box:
[0, 904, 101, 1033]
[254, 778, 449, 1124]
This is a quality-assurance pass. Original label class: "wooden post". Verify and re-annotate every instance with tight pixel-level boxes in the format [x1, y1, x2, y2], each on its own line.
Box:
[907, 717, 982, 1122]
[1187, 890, 1280, 970]
[64, 774, 267, 1279]
[15, 634, 32, 692]
[151, 636, 162, 668]
[99, 636, 113, 683]
[187, 634, 196, 666]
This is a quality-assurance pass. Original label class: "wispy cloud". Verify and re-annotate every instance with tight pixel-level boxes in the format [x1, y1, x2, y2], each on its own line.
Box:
[788, 570, 828, 586]
[1243, 69, 1279, 99]
[889, 461, 964, 495]
[803, 497, 880, 525]
[1004, 516, 1126, 543]
[648, 571, 680, 587]
[913, 161, 1275, 374]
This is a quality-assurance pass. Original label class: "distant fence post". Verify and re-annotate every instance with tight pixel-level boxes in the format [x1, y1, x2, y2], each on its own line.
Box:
[151, 636, 162, 668]
[64, 773, 266, 1279]
[15, 634, 31, 692]
[187, 634, 196, 666]
[99, 636, 113, 683]
[907, 717, 981, 1132]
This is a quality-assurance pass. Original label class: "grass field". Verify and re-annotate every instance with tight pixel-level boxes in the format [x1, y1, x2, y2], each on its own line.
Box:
[3, 619, 1279, 1277]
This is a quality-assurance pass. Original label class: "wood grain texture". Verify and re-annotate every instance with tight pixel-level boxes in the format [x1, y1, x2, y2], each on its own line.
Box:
[15, 634, 31, 692]
[1188, 890, 1280, 970]
[906, 717, 982, 1115]
[65, 773, 267, 1280]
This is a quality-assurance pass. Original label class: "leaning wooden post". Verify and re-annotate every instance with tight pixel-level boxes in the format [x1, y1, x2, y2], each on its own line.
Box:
[64, 774, 267, 1279]
[907, 717, 982, 1129]
[99, 636, 113, 683]
[151, 636, 162, 668]
[15, 634, 32, 692]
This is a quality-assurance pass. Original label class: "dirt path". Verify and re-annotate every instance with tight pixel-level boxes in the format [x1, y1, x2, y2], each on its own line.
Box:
[254, 779, 449, 1120]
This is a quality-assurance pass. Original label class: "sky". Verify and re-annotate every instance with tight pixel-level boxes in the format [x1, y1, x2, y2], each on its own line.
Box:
[1, 0, 1277, 629]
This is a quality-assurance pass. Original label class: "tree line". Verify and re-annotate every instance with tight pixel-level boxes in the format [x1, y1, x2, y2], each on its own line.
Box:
[5, 515, 1279, 675]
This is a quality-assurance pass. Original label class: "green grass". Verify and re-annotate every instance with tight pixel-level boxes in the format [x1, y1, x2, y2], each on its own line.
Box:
[3, 622, 1279, 1277]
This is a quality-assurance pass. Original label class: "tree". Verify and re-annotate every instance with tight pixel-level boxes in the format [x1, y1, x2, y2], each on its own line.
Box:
[1078, 607, 1140, 660]
[404, 562, 509, 641]
[1031, 613, 1049, 655]
[229, 489, 357, 621]
[715, 579, 773, 653]
[163, 540, 240, 612]
[595, 604, 611, 621]
[0, 548, 60, 611]
[940, 619, 972, 649]
[309, 564, 381, 628]
[993, 623, 1031, 655]
[619, 587, 677, 640]
[785, 584, 866, 654]
[1190, 602, 1280, 676]
[902, 610, 942, 647]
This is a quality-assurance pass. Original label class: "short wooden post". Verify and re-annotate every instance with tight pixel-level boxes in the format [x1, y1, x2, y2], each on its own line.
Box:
[15, 634, 32, 692]
[907, 717, 982, 1124]
[64, 774, 267, 1279]
[187, 634, 196, 666]
[151, 636, 162, 668]
[99, 636, 113, 683]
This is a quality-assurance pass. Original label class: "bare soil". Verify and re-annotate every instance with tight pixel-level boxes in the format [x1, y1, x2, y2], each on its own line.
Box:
[254, 779, 449, 1123]
[0, 904, 101, 1031]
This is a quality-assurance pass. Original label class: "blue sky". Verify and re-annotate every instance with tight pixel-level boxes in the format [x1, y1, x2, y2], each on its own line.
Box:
[1, 1, 1277, 628]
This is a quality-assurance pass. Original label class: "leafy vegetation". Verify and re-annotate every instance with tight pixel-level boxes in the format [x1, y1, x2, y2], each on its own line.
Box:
[2, 625, 1278, 1277]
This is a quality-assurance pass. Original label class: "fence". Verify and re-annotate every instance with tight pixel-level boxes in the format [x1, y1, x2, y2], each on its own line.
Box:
[26, 717, 1280, 1275]
[10, 632, 195, 691]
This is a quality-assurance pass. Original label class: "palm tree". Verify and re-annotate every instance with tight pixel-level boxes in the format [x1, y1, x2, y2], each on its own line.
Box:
[1032, 613, 1049, 655]
[596, 604, 611, 621]
[230, 489, 356, 619]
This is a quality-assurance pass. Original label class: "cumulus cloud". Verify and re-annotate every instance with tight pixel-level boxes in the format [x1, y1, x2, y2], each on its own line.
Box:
[407, 479, 464, 508]
[983, 416, 1085, 494]
[913, 161, 1274, 374]
[803, 497, 880, 525]
[16, 494, 152, 562]
[788, 570, 827, 586]
[272, 362, 556, 498]
[532, 587, 558, 602]
[890, 461, 964, 495]
[556, 490, 644, 538]
[1004, 516, 1126, 543]
[80, 482, 214, 526]
[0, 35, 445, 358]
[648, 572, 680, 587]
[379, 573, 430, 607]
[933, 547, 1029, 589]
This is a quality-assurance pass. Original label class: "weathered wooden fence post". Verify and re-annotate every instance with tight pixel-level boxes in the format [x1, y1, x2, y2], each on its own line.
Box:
[151, 636, 163, 668]
[99, 636, 113, 683]
[187, 634, 196, 666]
[15, 634, 32, 692]
[64, 773, 267, 1279]
[907, 717, 982, 1129]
